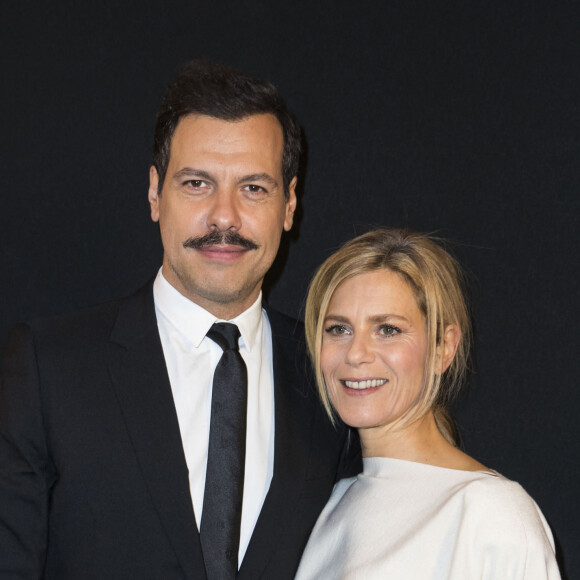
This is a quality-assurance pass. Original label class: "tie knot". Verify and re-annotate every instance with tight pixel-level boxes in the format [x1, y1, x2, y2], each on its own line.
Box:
[206, 322, 241, 352]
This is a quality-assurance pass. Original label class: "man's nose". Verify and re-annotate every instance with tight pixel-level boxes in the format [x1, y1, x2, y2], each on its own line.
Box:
[205, 188, 242, 231]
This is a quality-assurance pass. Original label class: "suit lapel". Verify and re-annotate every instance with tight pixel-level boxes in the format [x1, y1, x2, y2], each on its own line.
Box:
[238, 311, 316, 578]
[108, 282, 206, 580]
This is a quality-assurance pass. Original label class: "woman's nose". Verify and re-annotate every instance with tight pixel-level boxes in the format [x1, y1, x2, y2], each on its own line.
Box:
[344, 333, 374, 366]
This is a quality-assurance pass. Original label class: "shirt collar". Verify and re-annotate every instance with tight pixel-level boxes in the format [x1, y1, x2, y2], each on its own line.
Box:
[153, 268, 263, 351]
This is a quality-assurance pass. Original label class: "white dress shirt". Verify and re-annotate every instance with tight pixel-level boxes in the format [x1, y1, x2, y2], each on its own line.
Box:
[153, 269, 275, 568]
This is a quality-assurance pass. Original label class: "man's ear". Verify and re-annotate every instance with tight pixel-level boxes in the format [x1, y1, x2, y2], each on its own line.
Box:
[148, 166, 160, 223]
[283, 176, 298, 232]
[438, 324, 461, 374]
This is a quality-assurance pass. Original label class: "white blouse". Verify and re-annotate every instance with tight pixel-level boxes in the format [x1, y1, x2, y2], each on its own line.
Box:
[295, 457, 560, 579]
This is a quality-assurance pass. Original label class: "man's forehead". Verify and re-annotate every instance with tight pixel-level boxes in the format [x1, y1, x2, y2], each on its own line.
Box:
[168, 113, 285, 172]
[173, 112, 283, 136]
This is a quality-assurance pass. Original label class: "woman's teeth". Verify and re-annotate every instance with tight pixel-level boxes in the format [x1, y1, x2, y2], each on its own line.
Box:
[344, 379, 387, 390]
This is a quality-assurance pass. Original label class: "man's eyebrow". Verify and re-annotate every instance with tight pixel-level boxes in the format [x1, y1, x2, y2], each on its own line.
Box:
[238, 173, 279, 187]
[172, 169, 279, 187]
[173, 168, 214, 181]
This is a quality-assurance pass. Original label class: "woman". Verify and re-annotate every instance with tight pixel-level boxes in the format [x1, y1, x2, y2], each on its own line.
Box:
[295, 229, 560, 579]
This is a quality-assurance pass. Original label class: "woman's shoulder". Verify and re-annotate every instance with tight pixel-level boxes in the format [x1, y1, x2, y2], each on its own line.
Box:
[423, 444, 553, 544]
[463, 472, 544, 516]
[461, 472, 555, 549]
[456, 473, 561, 577]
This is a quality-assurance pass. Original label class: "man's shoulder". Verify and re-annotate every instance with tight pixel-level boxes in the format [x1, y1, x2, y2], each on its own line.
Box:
[14, 280, 155, 350]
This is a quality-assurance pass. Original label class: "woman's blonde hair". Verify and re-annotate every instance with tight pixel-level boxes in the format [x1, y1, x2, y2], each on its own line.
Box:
[305, 229, 471, 445]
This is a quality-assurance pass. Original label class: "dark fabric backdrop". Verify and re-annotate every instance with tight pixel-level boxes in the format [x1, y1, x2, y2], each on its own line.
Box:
[1, 1, 578, 577]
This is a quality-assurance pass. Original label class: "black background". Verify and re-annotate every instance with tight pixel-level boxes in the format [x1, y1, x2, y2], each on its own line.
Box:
[1, 1, 578, 576]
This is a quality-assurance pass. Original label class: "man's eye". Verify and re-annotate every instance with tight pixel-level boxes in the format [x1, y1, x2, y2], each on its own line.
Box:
[185, 180, 206, 188]
[324, 324, 350, 336]
[243, 184, 266, 194]
[378, 324, 401, 337]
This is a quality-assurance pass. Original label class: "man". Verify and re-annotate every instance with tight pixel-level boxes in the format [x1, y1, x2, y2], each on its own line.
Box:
[0, 61, 358, 579]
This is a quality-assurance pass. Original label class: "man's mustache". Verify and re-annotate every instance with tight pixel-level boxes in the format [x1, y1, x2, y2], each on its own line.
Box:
[183, 230, 259, 251]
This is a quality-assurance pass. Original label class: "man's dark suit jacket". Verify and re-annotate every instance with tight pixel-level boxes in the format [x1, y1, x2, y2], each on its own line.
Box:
[0, 281, 360, 579]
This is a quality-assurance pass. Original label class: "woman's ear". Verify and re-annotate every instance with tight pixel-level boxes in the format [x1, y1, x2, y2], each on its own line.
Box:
[438, 324, 461, 373]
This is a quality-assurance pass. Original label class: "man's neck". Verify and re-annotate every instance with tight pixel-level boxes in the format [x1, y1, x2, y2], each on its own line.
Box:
[158, 267, 262, 320]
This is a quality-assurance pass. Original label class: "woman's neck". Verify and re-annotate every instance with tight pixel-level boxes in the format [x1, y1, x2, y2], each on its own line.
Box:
[359, 412, 487, 472]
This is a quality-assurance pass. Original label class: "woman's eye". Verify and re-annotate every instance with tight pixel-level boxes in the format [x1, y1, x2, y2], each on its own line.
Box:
[379, 324, 401, 337]
[325, 324, 350, 336]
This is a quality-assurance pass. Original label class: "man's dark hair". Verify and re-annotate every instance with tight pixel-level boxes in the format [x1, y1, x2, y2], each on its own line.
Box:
[153, 60, 302, 199]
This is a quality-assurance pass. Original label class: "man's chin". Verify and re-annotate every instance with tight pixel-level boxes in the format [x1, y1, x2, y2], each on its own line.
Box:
[183, 277, 262, 311]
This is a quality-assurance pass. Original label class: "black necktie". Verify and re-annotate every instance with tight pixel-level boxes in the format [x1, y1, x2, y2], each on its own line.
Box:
[200, 323, 247, 579]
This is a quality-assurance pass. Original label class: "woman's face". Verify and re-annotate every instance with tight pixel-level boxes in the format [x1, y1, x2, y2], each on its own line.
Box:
[321, 269, 428, 435]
